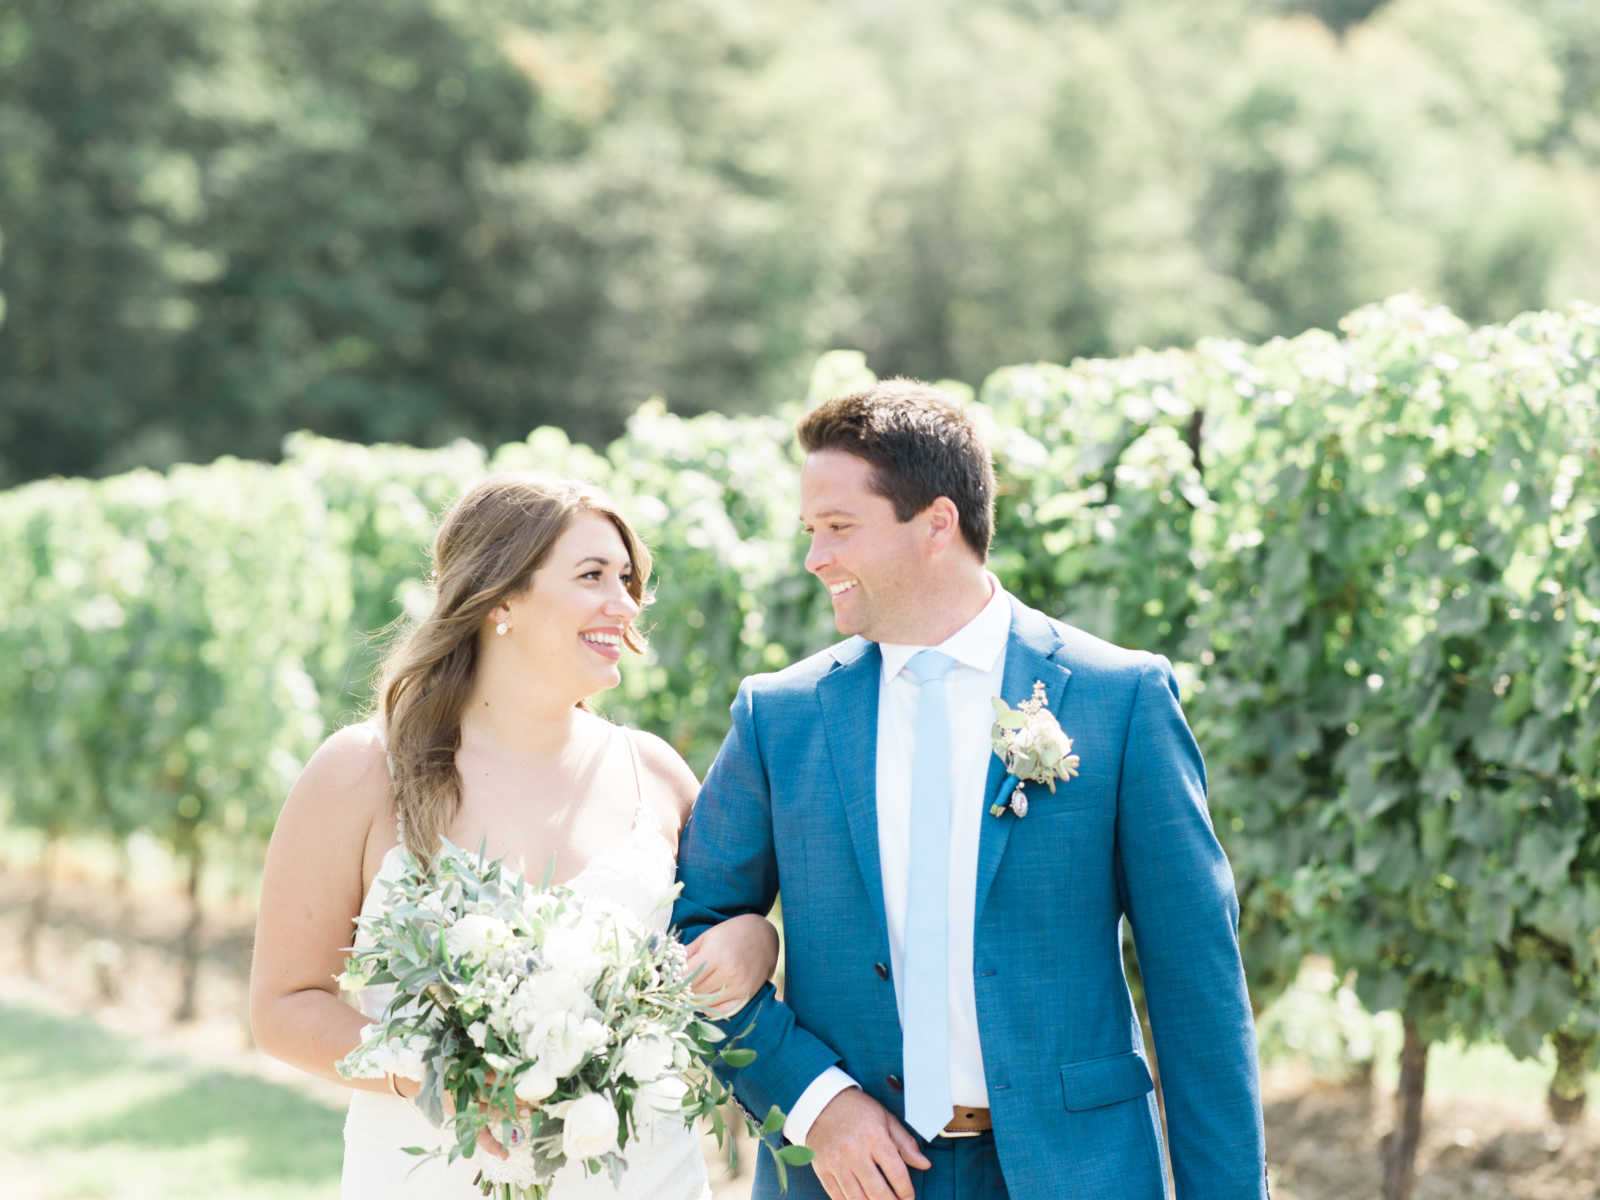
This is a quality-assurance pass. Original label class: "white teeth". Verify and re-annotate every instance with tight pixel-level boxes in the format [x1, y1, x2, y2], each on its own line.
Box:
[828, 580, 858, 596]
[582, 633, 620, 647]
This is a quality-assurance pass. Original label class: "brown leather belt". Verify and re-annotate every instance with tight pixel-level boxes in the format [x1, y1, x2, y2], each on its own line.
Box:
[942, 1106, 992, 1134]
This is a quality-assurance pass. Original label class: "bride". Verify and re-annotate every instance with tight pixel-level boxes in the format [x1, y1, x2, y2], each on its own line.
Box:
[250, 475, 778, 1199]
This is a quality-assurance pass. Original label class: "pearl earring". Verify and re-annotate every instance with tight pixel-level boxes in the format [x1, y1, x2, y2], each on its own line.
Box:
[495, 621, 509, 636]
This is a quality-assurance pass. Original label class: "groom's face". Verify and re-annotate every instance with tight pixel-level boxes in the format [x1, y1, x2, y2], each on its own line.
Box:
[800, 448, 929, 643]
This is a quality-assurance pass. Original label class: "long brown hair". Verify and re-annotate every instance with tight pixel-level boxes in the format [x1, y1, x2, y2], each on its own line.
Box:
[377, 475, 651, 859]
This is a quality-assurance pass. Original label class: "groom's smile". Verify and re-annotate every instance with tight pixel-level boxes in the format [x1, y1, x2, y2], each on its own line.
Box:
[800, 448, 938, 643]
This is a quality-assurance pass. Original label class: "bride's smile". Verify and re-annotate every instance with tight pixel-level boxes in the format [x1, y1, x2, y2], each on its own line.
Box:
[479, 511, 642, 715]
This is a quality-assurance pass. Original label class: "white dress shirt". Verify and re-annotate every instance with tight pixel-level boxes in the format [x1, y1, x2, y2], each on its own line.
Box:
[783, 577, 1012, 1146]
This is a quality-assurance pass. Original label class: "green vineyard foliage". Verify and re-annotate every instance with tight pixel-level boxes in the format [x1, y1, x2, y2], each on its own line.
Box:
[2, 297, 1597, 1073]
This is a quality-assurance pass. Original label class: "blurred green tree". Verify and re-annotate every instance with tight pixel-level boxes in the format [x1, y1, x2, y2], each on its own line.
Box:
[0, 0, 229, 485]
[3, 0, 1600, 483]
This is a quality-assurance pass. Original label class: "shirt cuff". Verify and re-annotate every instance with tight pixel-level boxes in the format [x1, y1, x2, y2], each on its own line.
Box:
[782, 1067, 859, 1147]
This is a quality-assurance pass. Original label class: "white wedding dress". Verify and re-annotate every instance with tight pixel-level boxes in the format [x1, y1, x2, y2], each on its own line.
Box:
[340, 728, 711, 1199]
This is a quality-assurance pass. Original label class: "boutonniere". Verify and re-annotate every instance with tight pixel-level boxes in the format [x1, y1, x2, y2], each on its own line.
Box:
[989, 681, 1080, 818]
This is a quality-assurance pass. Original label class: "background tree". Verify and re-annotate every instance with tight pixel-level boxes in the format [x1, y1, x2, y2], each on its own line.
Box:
[0, 0, 229, 484]
[3, 0, 1599, 484]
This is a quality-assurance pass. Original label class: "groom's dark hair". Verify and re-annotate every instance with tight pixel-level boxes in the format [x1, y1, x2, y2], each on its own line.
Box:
[797, 377, 995, 559]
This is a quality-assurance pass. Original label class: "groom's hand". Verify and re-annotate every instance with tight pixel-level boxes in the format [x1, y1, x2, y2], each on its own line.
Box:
[805, 1087, 930, 1200]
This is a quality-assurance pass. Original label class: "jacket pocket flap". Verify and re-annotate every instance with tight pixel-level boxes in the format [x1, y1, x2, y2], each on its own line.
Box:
[1059, 1052, 1154, 1111]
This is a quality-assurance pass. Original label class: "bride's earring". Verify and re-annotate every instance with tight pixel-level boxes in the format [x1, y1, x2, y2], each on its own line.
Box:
[496, 621, 509, 636]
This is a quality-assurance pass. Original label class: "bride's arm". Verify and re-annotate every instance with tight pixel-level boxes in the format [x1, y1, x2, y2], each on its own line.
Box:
[248, 724, 410, 1096]
[630, 729, 782, 1015]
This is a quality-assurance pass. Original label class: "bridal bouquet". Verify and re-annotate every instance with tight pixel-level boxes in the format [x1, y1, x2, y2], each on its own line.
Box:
[336, 840, 791, 1199]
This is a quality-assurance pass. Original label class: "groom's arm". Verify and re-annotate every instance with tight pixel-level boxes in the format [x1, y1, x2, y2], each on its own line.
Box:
[1115, 655, 1269, 1200]
[673, 678, 848, 1126]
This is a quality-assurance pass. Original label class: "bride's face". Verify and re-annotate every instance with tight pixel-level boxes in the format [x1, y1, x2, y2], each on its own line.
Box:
[498, 512, 640, 700]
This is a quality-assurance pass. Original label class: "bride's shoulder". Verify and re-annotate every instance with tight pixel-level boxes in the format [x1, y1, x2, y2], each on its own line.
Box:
[292, 721, 392, 803]
[270, 721, 393, 861]
[621, 726, 699, 828]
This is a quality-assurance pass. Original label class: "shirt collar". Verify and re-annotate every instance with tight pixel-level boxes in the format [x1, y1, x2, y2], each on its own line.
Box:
[879, 573, 1011, 681]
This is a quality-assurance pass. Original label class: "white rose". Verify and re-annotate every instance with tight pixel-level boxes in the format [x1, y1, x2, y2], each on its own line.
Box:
[541, 920, 607, 989]
[637, 1075, 689, 1113]
[534, 1012, 608, 1078]
[445, 914, 512, 963]
[515, 966, 592, 1021]
[560, 1092, 619, 1160]
[619, 1034, 676, 1083]
[1037, 722, 1072, 760]
[514, 1064, 559, 1104]
[588, 895, 650, 943]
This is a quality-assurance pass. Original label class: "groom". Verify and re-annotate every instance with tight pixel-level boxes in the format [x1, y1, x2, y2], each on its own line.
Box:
[673, 379, 1266, 1200]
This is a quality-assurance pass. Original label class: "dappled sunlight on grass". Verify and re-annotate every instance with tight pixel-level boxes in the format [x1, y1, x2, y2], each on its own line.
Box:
[0, 1004, 343, 1199]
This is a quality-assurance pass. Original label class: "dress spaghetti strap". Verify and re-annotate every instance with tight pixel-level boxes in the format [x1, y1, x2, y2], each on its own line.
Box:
[619, 725, 656, 833]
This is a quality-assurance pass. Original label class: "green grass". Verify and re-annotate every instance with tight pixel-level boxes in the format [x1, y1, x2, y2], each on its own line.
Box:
[3, 970, 1596, 1200]
[0, 1003, 343, 1200]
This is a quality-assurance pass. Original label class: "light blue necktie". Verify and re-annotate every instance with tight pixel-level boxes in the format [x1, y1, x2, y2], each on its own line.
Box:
[901, 649, 957, 1140]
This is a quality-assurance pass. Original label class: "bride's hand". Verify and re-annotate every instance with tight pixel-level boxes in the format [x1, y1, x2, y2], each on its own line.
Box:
[398, 1074, 527, 1160]
[685, 913, 780, 1017]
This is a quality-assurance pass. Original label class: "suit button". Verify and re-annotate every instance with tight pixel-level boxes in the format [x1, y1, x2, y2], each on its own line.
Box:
[874, 962, 890, 980]
[886, 1075, 903, 1091]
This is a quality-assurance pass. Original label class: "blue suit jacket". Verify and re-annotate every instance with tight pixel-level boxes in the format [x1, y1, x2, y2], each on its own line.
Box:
[673, 596, 1267, 1199]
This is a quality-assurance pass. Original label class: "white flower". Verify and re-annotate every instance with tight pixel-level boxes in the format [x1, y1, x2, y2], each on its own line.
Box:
[533, 1011, 608, 1078]
[541, 920, 608, 990]
[637, 1075, 689, 1113]
[990, 681, 1081, 816]
[336, 964, 371, 993]
[347, 1024, 429, 1081]
[515, 966, 593, 1024]
[446, 913, 513, 963]
[1007, 724, 1038, 755]
[477, 1141, 544, 1190]
[1035, 722, 1072, 760]
[619, 1033, 676, 1083]
[467, 1020, 488, 1048]
[560, 1092, 619, 1160]
[514, 1064, 559, 1105]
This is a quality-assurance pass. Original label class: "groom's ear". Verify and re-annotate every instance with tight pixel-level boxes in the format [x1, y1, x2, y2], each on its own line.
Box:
[922, 495, 962, 555]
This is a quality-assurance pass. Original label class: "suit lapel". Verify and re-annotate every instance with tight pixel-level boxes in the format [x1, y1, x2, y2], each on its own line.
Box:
[974, 597, 1072, 915]
[817, 637, 890, 941]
